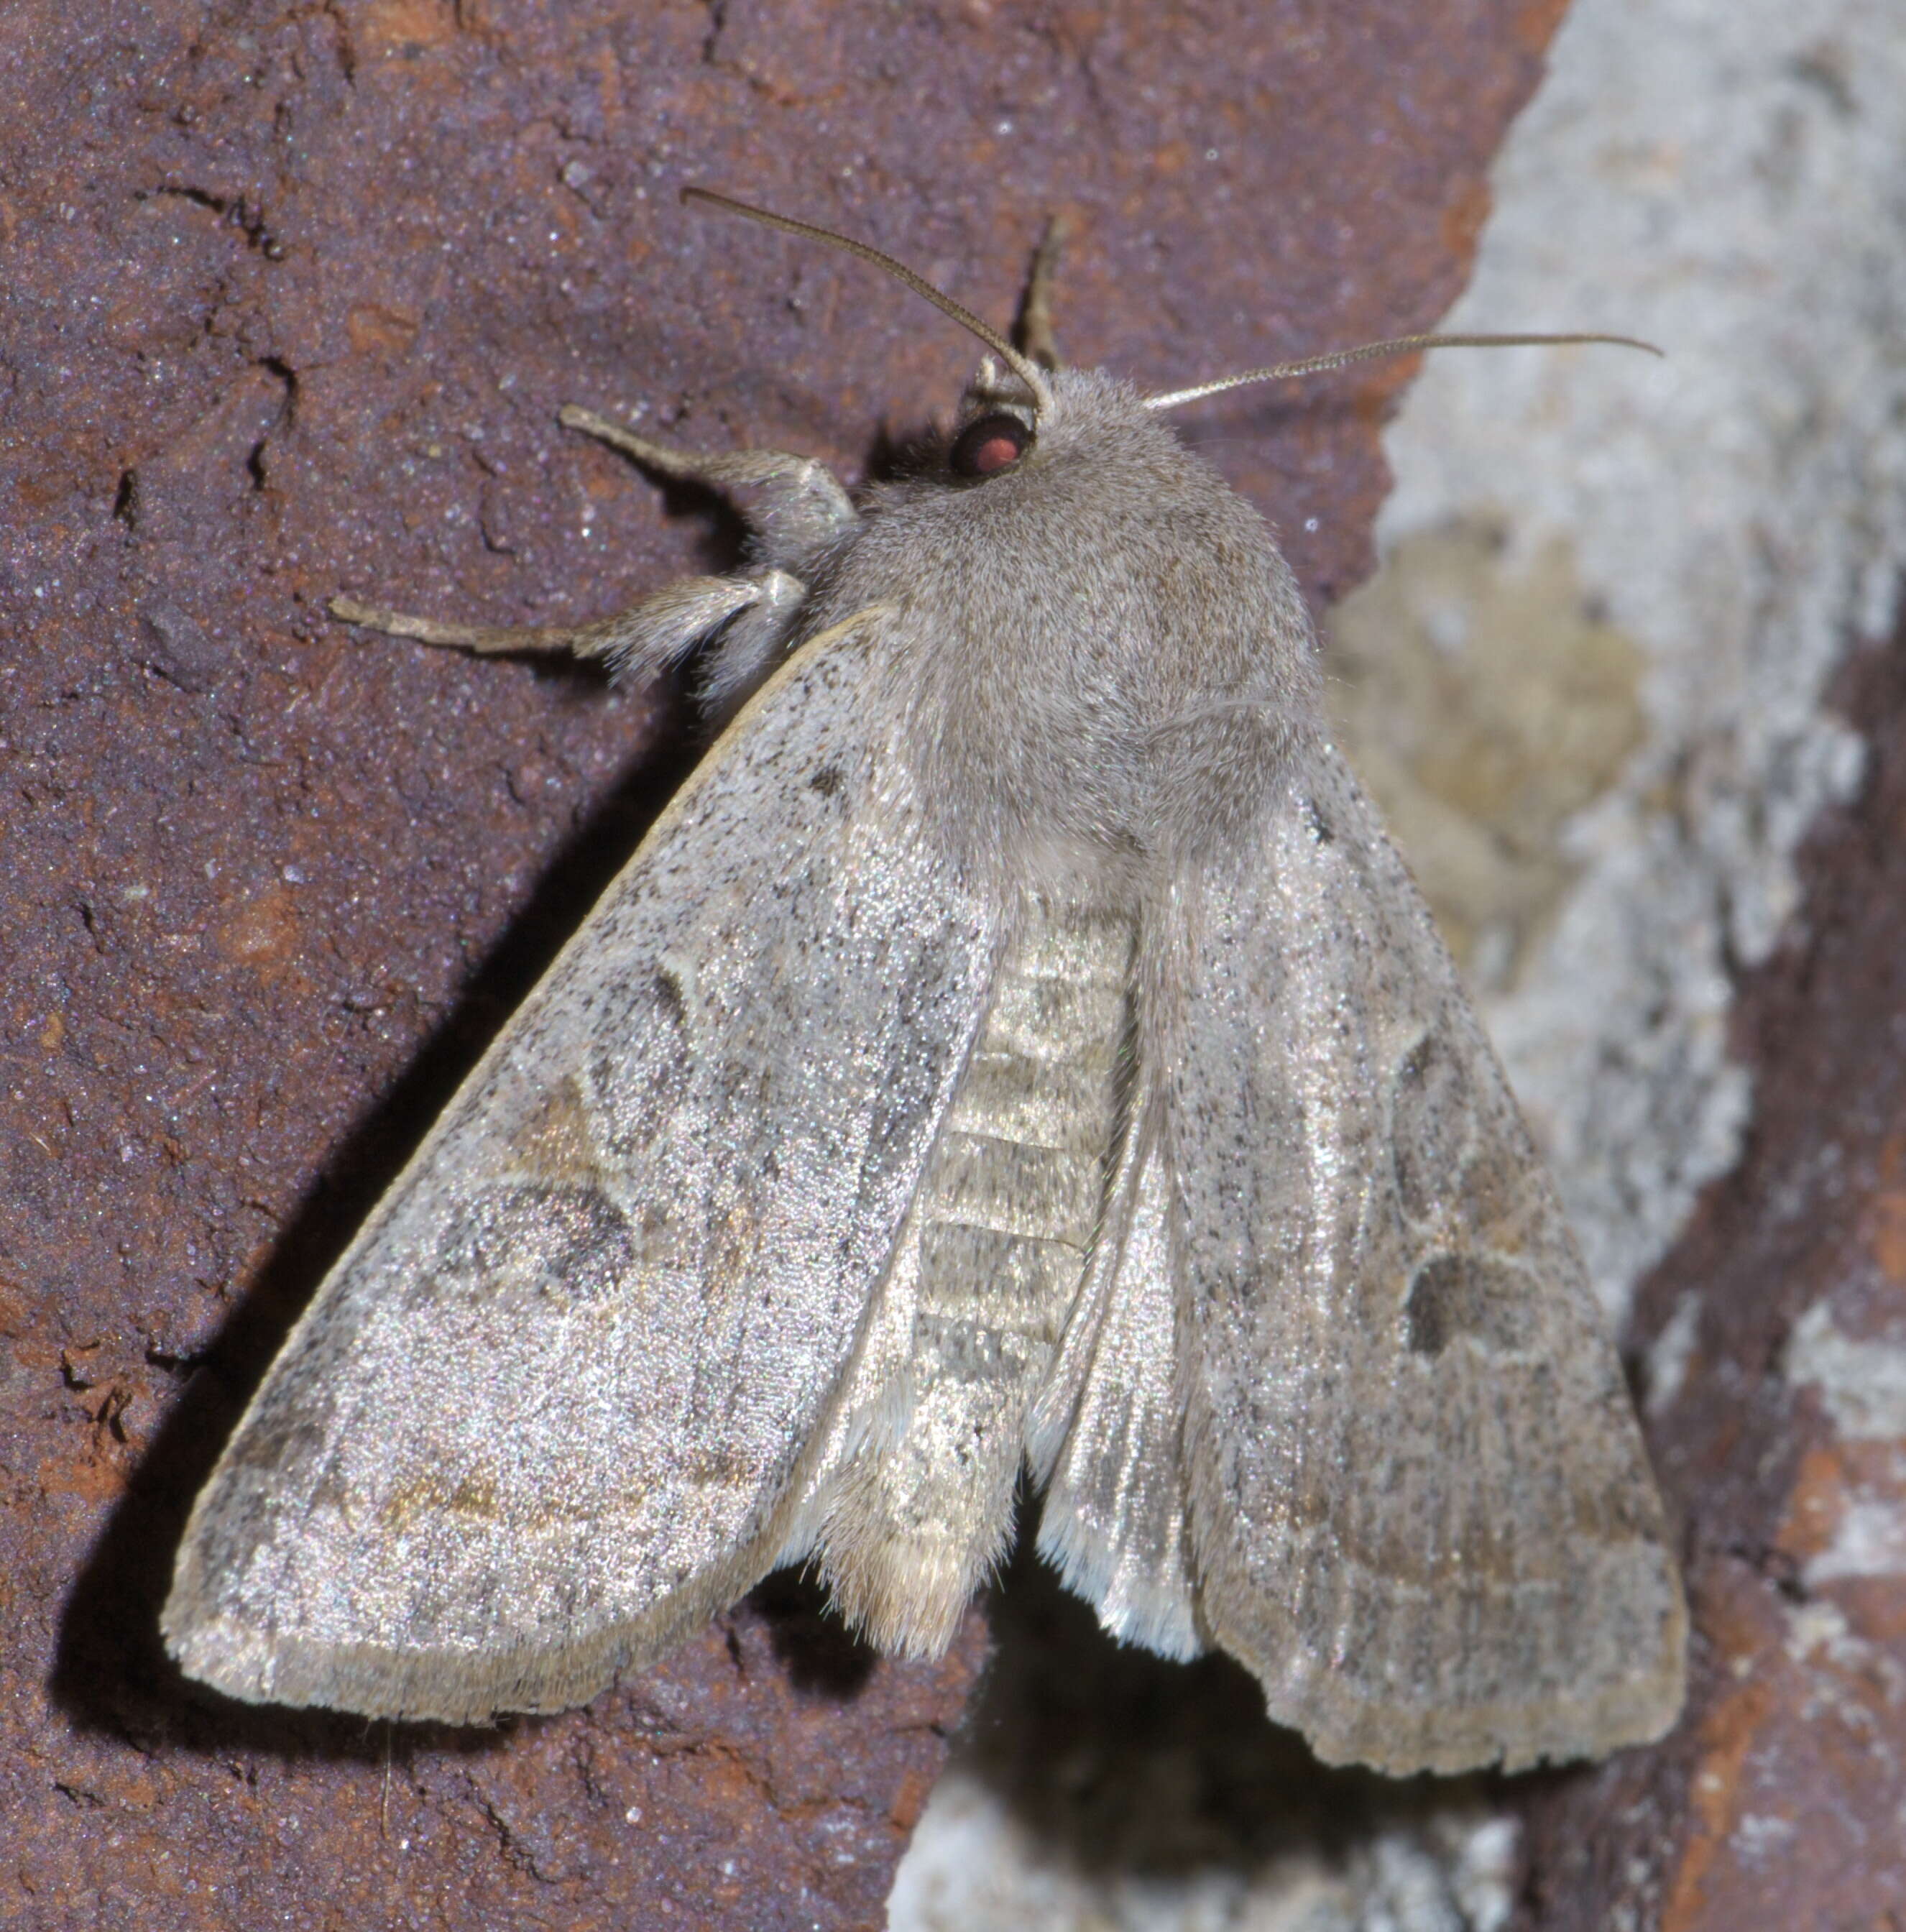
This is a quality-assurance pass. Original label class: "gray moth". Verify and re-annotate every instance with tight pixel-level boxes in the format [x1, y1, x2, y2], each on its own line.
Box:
[163, 193, 1687, 1776]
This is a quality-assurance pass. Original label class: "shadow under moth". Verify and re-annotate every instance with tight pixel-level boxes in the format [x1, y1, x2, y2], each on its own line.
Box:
[165, 193, 1687, 1776]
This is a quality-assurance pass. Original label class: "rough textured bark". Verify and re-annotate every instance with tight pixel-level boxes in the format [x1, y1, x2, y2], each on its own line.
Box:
[1, 1, 1593, 1926]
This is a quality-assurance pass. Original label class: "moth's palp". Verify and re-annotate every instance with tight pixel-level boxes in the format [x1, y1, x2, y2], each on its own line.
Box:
[1013, 214, 1068, 373]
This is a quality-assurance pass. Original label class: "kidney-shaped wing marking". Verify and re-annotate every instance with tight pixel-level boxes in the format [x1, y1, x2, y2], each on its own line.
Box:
[1166, 740, 1685, 1775]
[165, 622, 1000, 1723]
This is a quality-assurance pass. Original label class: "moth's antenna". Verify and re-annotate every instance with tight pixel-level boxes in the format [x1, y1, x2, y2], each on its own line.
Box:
[1143, 331, 1661, 414]
[683, 188, 1056, 415]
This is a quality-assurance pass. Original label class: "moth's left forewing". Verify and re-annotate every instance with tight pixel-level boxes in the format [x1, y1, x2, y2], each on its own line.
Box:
[165, 622, 1005, 1722]
[1164, 740, 1685, 1775]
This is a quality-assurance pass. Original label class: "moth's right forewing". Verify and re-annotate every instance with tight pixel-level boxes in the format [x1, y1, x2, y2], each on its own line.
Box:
[165, 621, 1003, 1723]
[1166, 742, 1685, 1775]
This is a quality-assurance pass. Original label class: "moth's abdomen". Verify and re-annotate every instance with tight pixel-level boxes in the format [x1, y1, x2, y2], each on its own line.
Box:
[807, 895, 1133, 1653]
[919, 901, 1129, 1345]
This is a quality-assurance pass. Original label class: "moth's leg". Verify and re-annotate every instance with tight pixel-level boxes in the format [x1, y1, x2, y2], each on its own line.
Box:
[694, 570, 810, 714]
[1015, 216, 1068, 372]
[558, 406, 857, 561]
[331, 409, 848, 693]
[329, 573, 788, 685]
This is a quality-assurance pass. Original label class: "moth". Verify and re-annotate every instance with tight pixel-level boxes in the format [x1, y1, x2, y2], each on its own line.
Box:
[165, 193, 1687, 1776]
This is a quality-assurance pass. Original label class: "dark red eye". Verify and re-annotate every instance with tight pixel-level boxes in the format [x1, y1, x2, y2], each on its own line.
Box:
[949, 413, 1032, 478]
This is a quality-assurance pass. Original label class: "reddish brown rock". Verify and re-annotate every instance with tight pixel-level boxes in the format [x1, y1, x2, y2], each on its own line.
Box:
[1, 1, 1567, 1925]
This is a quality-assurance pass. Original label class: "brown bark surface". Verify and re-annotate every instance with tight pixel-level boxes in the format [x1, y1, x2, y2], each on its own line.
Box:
[2, 1, 1585, 1926]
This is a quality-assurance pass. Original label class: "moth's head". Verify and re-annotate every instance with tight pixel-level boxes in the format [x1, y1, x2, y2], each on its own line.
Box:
[934, 358, 1189, 497]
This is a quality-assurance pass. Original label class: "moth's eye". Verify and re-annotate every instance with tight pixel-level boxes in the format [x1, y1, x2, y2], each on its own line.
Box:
[949, 413, 1033, 479]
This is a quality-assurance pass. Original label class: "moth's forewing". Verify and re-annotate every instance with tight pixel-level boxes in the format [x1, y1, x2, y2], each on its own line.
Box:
[1159, 741, 1685, 1774]
[164, 627, 1001, 1722]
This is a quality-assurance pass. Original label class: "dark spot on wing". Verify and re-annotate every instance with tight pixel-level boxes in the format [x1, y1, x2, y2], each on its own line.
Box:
[1391, 1029, 1473, 1224]
[652, 963, 689, 1021]
[430, 1185, 637, 1306]
[1403, 1252, 1533, 1356]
